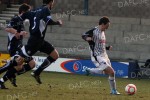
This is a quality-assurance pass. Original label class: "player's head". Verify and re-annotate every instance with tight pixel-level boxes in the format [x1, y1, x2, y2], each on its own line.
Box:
[99, 16, 110, 31]
[43, 0, 54, 9]
[19, 3, 30, 14]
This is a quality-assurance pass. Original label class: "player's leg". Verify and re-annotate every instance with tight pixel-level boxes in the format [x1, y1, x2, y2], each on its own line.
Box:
[0, 63, 22, 89]
[0, 48, 24, 88]
[2, 41, 37, 87]
[16, 37, 39, 74]
[0, 64, 23, 88]
[0, 58, 35, 88]
[17, 57, 35, 75]
[0, 66, 18, 89]
[33, 51, 58, 76]
[31, 41, 59, 84]
[0, 54, 24, 78]
[102, 58, 120, 95]
[4, 43, 36, 87]
[0, 54, 25, 89]
[10, 58, 35, 87]
[0, 59, 18, 74]
[85, 52, 103, 75]
[0, 37, 38, 88]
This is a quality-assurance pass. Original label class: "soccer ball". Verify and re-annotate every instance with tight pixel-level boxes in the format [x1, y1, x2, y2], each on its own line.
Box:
[125, 84, 137, 95]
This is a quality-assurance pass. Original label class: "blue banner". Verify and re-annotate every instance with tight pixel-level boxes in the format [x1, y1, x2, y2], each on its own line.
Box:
[61, 60, 129, 78]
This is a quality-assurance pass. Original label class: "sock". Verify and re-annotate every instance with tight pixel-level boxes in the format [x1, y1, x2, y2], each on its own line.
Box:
[17, 64, 32, 75]
[0, 73, 9, 83]
[0, 67, 17, 83]
[34, 56, 56, 75]
[89, 68, 103, 74]
[0, 60, 17, 74]
[108, 76, 116, 91]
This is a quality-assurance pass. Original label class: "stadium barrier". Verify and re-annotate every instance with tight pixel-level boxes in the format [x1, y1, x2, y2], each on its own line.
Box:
[1, 53, 142, 78]
[0, 53, 10, 66]
[33, 56, 129, 78]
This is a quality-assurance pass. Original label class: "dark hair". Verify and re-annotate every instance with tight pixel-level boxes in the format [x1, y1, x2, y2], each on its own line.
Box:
[99, 16, 110, 25]
[19, 3, 30, 14]
[43, 0, 54, 4]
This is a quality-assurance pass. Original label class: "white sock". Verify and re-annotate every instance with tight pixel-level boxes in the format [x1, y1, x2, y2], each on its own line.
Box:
[89, 68, 103, 74]
[0, 78, 4, 82]
[108, 76, 116, 91]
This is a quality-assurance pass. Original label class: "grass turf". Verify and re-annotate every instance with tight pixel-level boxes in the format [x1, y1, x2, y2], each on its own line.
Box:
[0, 71, 150, 100]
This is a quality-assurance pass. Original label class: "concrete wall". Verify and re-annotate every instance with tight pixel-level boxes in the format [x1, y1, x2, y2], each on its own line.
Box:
[1, 0, 150, 18]
[48, 15, 150, 61]
[49, 0, 150, 18]
[0, 4, 7, 13]
[88, 0, 150, 18]
[1, 15, 150, 61]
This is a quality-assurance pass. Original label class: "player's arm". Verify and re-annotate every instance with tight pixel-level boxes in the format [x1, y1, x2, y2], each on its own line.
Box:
[46, 16, 62, 25]
[82, 28, 95, 41]
[5, 28, 28, 36]
[48, 19, 62, 25]
[6, 18, 27, 37]
[5, 18, 20, 38]
[5, 28, 17, 34]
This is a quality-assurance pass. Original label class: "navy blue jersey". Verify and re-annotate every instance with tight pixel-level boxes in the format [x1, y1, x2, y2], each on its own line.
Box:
[16, 6, 61, 57]
[7, 16, 24, 56]
[19, 6, 60, 38]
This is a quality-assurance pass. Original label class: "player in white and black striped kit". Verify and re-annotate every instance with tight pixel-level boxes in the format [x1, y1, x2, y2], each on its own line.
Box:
[82, 16, 120, 95]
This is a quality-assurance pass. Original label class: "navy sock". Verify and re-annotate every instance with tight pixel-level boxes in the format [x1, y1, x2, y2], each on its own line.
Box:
[1, 67, 17, 82]
[34, 56, 56, 75]
[17, 64, 32, 75]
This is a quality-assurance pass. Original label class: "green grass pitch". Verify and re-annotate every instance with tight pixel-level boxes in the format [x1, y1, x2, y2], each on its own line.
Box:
[0, 71, 150, 100]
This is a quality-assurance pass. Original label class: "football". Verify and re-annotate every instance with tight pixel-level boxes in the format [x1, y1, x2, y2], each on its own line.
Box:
[125, 84, 137, 95]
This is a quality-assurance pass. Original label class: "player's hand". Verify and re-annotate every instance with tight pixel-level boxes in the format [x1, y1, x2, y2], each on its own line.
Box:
[20, 31, 28, 37]
[86, 37, 92, 41]
[58, 20, 62, 26]
[16, 56, 24, 65]
[109, 46, 113, 50]
[15, 32, 21, 39]
[108, 46, 113, 50]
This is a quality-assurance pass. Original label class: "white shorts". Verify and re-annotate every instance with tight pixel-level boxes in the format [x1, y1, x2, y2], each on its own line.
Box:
[91, 53, 111, 71]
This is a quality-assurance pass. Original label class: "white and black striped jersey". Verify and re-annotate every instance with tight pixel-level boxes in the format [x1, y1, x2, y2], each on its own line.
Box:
[82, 26, 107, 56]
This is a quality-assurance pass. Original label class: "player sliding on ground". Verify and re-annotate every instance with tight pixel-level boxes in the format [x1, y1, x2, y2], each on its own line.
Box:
[82, 16, 120, 95]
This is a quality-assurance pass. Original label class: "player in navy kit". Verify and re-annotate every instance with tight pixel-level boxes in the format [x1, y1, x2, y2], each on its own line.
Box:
[82, 16, 120, 95]
[0, 0, 62, 84]
[0, 4, 35, 89]
[20, 0, 62, 84]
